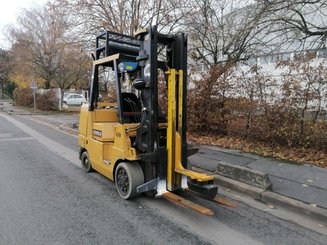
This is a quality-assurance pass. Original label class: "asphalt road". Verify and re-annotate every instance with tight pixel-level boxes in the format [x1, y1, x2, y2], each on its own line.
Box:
[0, 113, 326, 245]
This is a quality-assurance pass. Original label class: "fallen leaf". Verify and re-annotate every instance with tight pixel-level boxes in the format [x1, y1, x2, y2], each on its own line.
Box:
[188, 133, 327, 169]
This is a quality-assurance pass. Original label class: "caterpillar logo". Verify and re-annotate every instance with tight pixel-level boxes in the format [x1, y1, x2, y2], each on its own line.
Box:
[92, 129, 102, 137]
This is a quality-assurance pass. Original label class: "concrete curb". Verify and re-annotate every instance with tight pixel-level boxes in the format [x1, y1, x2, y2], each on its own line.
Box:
[214, 174, 263, 199]
[261, 191, 327, 223]
[0, 108, 35, 116]
[215, 162, 272, 190]
[194, 167, 327, 223]
[59, 124, 79, 135]
[36, 119, 79, 136]
[19, 115, 79, 137]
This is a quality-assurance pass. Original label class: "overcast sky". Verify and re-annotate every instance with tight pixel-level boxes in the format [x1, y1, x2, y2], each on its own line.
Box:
[0, 0, 47, 49]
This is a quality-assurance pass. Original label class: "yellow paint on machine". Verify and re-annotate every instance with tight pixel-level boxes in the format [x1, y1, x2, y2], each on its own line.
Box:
[166, 69, 214, 192]
[79, 104, 138, 181]
[166, 69, 177, 191]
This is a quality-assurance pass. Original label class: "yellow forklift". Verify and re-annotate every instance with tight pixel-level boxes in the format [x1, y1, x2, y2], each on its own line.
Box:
[79, 26, 224, 211]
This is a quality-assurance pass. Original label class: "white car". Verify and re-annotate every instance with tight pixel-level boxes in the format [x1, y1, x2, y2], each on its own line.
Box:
[63, 93, 86, 106]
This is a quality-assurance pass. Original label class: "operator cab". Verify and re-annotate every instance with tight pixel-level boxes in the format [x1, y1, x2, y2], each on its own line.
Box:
[89, 31, 142, 124]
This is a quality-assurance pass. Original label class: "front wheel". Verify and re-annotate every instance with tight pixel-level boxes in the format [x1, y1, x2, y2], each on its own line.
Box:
[81, 151, 93, 172]
[115, 162, 144, 199]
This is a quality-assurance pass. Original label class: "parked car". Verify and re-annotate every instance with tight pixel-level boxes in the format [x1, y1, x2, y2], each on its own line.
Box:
[63, 93, 86, 106]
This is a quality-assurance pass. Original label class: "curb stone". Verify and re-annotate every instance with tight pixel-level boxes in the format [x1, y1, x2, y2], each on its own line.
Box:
[59, 124, 79, 135]
[193, 166, 327, 223]
[213, 174, 264, 200]
[261, 191, 327, 223]
[215, 162, 272, 190]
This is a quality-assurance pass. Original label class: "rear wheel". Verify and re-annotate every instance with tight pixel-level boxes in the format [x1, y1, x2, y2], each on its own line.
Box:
[115, 162, 144, 199]
[81, 151, 93, 172]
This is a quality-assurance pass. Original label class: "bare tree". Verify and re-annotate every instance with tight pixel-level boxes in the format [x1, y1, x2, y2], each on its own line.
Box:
[257, 0, 327, 50]
[185, 0, 272, 69]
[8, 1, 90, 90]
[69, 0, 189, 36]
[10, 3, 67, 88]
[54, 46, 90, 97]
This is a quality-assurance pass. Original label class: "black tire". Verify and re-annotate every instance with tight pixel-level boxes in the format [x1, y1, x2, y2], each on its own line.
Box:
[81, 151, 93, 172]
[115, 162, 144, 199]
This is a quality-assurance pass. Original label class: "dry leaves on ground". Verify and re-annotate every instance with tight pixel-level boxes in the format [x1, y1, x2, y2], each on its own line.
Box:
[187, 133, 327, 168]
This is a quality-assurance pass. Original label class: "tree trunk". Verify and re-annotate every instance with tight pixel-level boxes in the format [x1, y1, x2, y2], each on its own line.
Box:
[44, 79, 51, 89]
